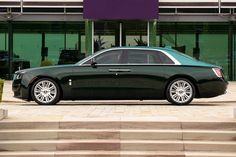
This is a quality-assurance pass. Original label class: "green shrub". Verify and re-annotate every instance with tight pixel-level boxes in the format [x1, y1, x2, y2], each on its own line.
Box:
[40, 58, 53, 67]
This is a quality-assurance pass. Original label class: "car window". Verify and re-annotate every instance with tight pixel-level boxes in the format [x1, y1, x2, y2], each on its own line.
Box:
[83, 50, 123, 65]
[95, 50, 122, 64]
[94, 50, 123, 64]
[158, 51, 175, 64]
[127, 52, 145, 63]
[126, 49, 174, 64]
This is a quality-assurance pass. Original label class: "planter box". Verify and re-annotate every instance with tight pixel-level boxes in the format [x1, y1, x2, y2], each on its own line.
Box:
[0, 109, 7, 120]
[0, 79, 4, 102]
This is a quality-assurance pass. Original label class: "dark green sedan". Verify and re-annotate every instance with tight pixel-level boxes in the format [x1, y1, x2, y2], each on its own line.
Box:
[12, 47, 228, 105]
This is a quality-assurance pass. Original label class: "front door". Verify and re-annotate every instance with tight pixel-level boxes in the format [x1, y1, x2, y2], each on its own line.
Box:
[71, 49, 124, 100]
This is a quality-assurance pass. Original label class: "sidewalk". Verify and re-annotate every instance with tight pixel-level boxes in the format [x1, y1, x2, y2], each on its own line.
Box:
[0, 81, 236, 122]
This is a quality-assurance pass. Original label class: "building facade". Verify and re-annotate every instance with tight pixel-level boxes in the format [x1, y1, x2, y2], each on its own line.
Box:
[0, 0, 236, 80]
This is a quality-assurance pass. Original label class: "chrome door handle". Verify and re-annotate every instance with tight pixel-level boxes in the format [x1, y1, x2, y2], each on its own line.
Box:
[109, 69, 131, 72]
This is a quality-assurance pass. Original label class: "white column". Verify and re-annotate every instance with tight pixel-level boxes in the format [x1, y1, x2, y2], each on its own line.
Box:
[147, 21, 150, 47]
[119, 22, 122, 47]
[92, 21, 94, 54]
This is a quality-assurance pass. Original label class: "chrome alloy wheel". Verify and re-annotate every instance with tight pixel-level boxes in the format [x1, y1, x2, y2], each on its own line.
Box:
[169, 80, 193, 104]
[33, 80, 57, 104]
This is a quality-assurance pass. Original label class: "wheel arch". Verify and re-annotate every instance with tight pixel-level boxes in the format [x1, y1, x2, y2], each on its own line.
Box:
[28, 76, 64, 101]
[164, 74, 200, 98]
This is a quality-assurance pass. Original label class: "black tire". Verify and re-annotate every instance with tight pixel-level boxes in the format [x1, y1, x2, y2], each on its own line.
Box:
[31, 78, 61, 105]
[166, 78, 195, 105]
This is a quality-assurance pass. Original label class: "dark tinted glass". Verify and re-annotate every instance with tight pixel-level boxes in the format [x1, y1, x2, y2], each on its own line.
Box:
[126, 50, 174, 64]
[95, 50, 122, 64]
[158, 52, 175, 64]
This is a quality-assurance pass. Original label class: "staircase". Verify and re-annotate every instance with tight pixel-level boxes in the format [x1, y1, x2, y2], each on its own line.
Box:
[0, 120, 236, 157]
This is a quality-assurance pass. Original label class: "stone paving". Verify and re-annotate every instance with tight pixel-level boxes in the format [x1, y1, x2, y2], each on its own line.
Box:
[0, 81, 236, 122]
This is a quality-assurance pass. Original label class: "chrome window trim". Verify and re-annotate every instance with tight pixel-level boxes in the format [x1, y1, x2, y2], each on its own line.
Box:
[79, 63, 182, 67]
[78, 47, 181, 66]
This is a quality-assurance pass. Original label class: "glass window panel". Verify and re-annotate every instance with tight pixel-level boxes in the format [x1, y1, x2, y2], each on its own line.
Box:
[81, 35, 86, 53]
[177, 34, 195, 57]
[200, 34, 229, 79]
[233, 24, 236, 80]
[46, 33, 64, 65]
[126, 36, 147, 47]
[66, 33, 78, 50]
[0, 22, 86, 78]
[158, 22, 229, 79]
[13, 33, 41, 69]
[0, 23, 9, 79]
[162, 34, 175, 47]
[94, 21, 120, 52]
[123, 22, 147, 47]
[0, 33, 7, 50]
[65, 32, 86, 56]
[94, 35, 116, 50]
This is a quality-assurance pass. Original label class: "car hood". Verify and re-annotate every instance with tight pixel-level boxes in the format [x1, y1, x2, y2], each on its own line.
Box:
[15, 64, 75, 74]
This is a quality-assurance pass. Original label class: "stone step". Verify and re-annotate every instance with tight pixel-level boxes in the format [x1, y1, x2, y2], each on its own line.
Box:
[0, 129, 235, 141]
[1, 151, 236, 157]
[0, 151, 185, 157]
[1, 140, 236, 152]
[0, 121, 182, 130]
[0, 122, 59, 130]
[0, 129, 182, 140]
[182, 122, 236, 131]
[0, 140, 184, 151]
[185, 141, 236, 152]
[185, 151, 236, 157]
[0, 151, 54, 157]
[1, 121, 236, 130]
[182, 130, 236, 141]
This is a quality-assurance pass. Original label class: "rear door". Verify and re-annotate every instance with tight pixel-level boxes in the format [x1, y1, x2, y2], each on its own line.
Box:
[118, 49, 175, 99]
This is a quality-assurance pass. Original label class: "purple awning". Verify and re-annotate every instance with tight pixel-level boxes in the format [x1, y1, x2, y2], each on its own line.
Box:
[83, 0, 158, 20]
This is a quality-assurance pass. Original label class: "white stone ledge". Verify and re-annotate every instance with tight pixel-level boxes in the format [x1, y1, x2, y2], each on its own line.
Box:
[0, 109, 8, 120]
[234, 108, 236, 119]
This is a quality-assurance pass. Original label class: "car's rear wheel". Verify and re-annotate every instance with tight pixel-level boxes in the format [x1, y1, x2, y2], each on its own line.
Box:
[166, 78, 195, 105]
[31, 78, 60, 105]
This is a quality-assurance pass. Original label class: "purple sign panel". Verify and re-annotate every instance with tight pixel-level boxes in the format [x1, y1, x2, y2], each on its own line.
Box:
[83, 0, 158, 20]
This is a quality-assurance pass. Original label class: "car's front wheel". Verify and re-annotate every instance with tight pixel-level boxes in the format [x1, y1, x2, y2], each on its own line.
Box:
[166, 78, 195, 105]
[31, 78, 60, 105]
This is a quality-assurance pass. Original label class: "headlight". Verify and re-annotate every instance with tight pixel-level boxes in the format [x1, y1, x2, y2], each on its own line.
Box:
[14, 73, 23, 80]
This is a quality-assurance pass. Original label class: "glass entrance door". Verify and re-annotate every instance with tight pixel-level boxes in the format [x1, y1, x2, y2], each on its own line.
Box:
[122, 21, 148, 47]
[0, 22, 8, 79]
[233, 25, 236, 80]
[94, 21, 120, 52]
[93, 21, 148, 53]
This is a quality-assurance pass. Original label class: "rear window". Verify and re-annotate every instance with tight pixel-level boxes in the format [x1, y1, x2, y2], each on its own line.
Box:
[125, 49, 174, 64]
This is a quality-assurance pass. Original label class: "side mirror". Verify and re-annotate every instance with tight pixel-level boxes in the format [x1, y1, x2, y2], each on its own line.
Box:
[91, 61, 97, 68]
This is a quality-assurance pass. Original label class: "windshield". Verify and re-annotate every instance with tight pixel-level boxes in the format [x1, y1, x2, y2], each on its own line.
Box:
[76, 55, 92, 65]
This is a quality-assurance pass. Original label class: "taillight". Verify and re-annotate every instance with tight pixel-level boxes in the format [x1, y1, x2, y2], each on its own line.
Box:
[212, 68, 223, 78]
